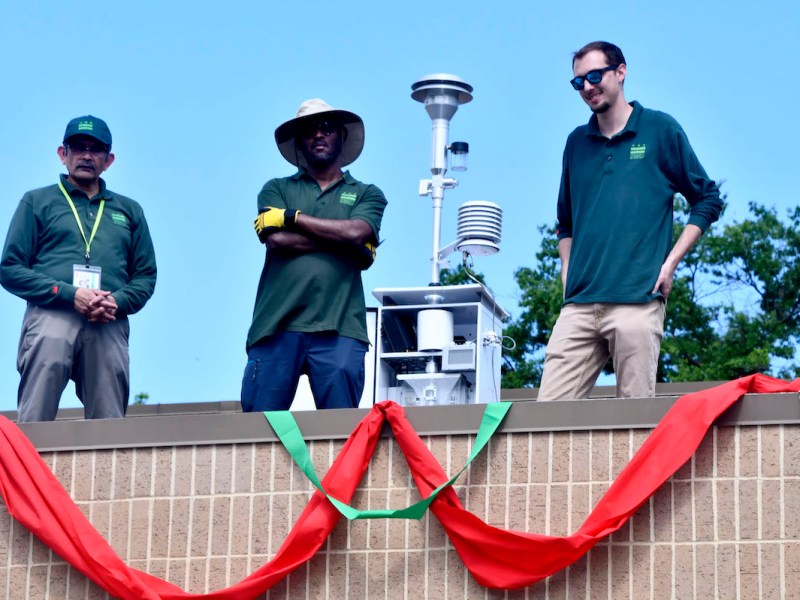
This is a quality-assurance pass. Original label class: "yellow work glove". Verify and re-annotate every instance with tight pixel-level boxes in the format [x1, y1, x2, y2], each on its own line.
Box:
[254, 207, 301, 242]
[356, 241, 378, 270]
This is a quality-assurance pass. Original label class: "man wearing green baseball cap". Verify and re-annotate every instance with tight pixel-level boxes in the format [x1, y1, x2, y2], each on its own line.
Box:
[0, 115, 157, 422]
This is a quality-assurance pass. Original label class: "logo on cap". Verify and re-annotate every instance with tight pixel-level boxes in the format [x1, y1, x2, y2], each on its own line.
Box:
[77, 120, 95, 132]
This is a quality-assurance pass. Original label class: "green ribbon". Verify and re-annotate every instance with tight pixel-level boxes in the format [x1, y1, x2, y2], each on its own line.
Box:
[264, 402, 512, 520]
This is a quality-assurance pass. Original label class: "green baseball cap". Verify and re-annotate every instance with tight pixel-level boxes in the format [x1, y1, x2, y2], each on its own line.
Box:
[63, 115, 112, 147]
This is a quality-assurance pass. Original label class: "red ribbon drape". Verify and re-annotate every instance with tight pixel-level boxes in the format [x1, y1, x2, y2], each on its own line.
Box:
[0, 374, 796, 598]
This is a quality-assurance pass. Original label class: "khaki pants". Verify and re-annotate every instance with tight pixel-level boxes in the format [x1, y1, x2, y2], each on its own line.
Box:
[537, 300, 665, 401]
[16, 305, 130, 422]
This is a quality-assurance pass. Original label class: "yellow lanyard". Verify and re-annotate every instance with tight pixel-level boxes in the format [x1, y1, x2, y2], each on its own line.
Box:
[58, 181, 105, 264]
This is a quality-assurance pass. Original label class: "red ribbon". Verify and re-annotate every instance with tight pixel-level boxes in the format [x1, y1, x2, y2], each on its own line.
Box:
[0, 374, 796, 598]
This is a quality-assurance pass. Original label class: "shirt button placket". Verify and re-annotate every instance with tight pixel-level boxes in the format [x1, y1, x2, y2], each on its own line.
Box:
[604, 143, 614, 173]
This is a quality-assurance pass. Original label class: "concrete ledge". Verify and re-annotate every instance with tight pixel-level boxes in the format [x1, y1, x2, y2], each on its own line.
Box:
[5, 386, 799, 452]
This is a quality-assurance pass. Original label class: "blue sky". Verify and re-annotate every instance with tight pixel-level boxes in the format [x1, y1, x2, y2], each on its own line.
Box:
[1, 1, 798, 411]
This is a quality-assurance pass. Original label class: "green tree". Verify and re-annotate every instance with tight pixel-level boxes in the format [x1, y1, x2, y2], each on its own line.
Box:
[500, 224, 564, 388]
[439, 262, 486, 286]
[701, 202, 800, 379]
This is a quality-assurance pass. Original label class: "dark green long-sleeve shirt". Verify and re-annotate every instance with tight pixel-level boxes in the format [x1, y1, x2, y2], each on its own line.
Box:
[0, 174, 156, 316]
[556, 101, 723, 305]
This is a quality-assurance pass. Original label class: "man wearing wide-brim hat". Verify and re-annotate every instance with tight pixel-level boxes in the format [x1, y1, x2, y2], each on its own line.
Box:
[242, 99, 387, 412]
[0, 115, 157, 422]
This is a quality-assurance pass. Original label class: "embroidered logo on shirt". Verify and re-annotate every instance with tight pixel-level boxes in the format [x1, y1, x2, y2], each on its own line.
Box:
[630, 144, 646, 160]
[111, 211, 128, 226]
[339, 192, 357, 206]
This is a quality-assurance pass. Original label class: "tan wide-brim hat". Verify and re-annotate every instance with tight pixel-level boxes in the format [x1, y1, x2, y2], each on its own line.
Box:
[275, 98, 365, 168]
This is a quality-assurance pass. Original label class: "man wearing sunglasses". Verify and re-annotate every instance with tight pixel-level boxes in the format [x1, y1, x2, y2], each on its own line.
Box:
[0, 116, 157, 421]
[242, 99, 387, 412]
[537, 41, 723, 401]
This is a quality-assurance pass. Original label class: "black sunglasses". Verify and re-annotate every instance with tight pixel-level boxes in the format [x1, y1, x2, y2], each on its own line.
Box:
[570, 64, 620, 90]
[299, 120, 340, 137]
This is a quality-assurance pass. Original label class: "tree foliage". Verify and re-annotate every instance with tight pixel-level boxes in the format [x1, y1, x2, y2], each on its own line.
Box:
[502, 199, 800, 387]
[698, 202, 800, 379]
[439, 262, 486, 286]
[500, 225, 564, 388]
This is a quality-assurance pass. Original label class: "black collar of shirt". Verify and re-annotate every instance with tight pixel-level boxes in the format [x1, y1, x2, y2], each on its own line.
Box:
[291, 168, 356, 186]
[59, 173, 111, 202]
[585, 100, 643, 140]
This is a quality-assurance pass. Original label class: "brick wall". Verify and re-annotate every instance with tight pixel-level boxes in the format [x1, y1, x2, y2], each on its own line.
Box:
[1, 423, 799, 599]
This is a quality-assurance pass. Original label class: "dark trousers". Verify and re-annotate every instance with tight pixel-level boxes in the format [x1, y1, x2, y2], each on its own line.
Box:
[241, 331, 368, 412]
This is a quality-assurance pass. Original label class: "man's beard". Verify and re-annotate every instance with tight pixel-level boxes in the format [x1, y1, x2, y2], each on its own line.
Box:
[301, 138, 343, 169]
[306, 148, 337, 168]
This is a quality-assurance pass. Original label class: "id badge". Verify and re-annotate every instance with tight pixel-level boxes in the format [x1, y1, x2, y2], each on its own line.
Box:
[73, 265, 102, 289]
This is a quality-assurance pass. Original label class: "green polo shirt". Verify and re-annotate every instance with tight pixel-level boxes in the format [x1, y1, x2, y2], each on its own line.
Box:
[246, 169, 387, 349]
[0, 174, 157, 316]
[556, 101, 723, 305]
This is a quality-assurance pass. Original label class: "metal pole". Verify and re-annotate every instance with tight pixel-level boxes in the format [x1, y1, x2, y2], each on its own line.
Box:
[411, 74, 473, 287]
[429, 116, 451, 284]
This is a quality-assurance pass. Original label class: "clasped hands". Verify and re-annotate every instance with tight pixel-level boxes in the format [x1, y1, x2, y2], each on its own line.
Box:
[74, 288, 118, 323]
